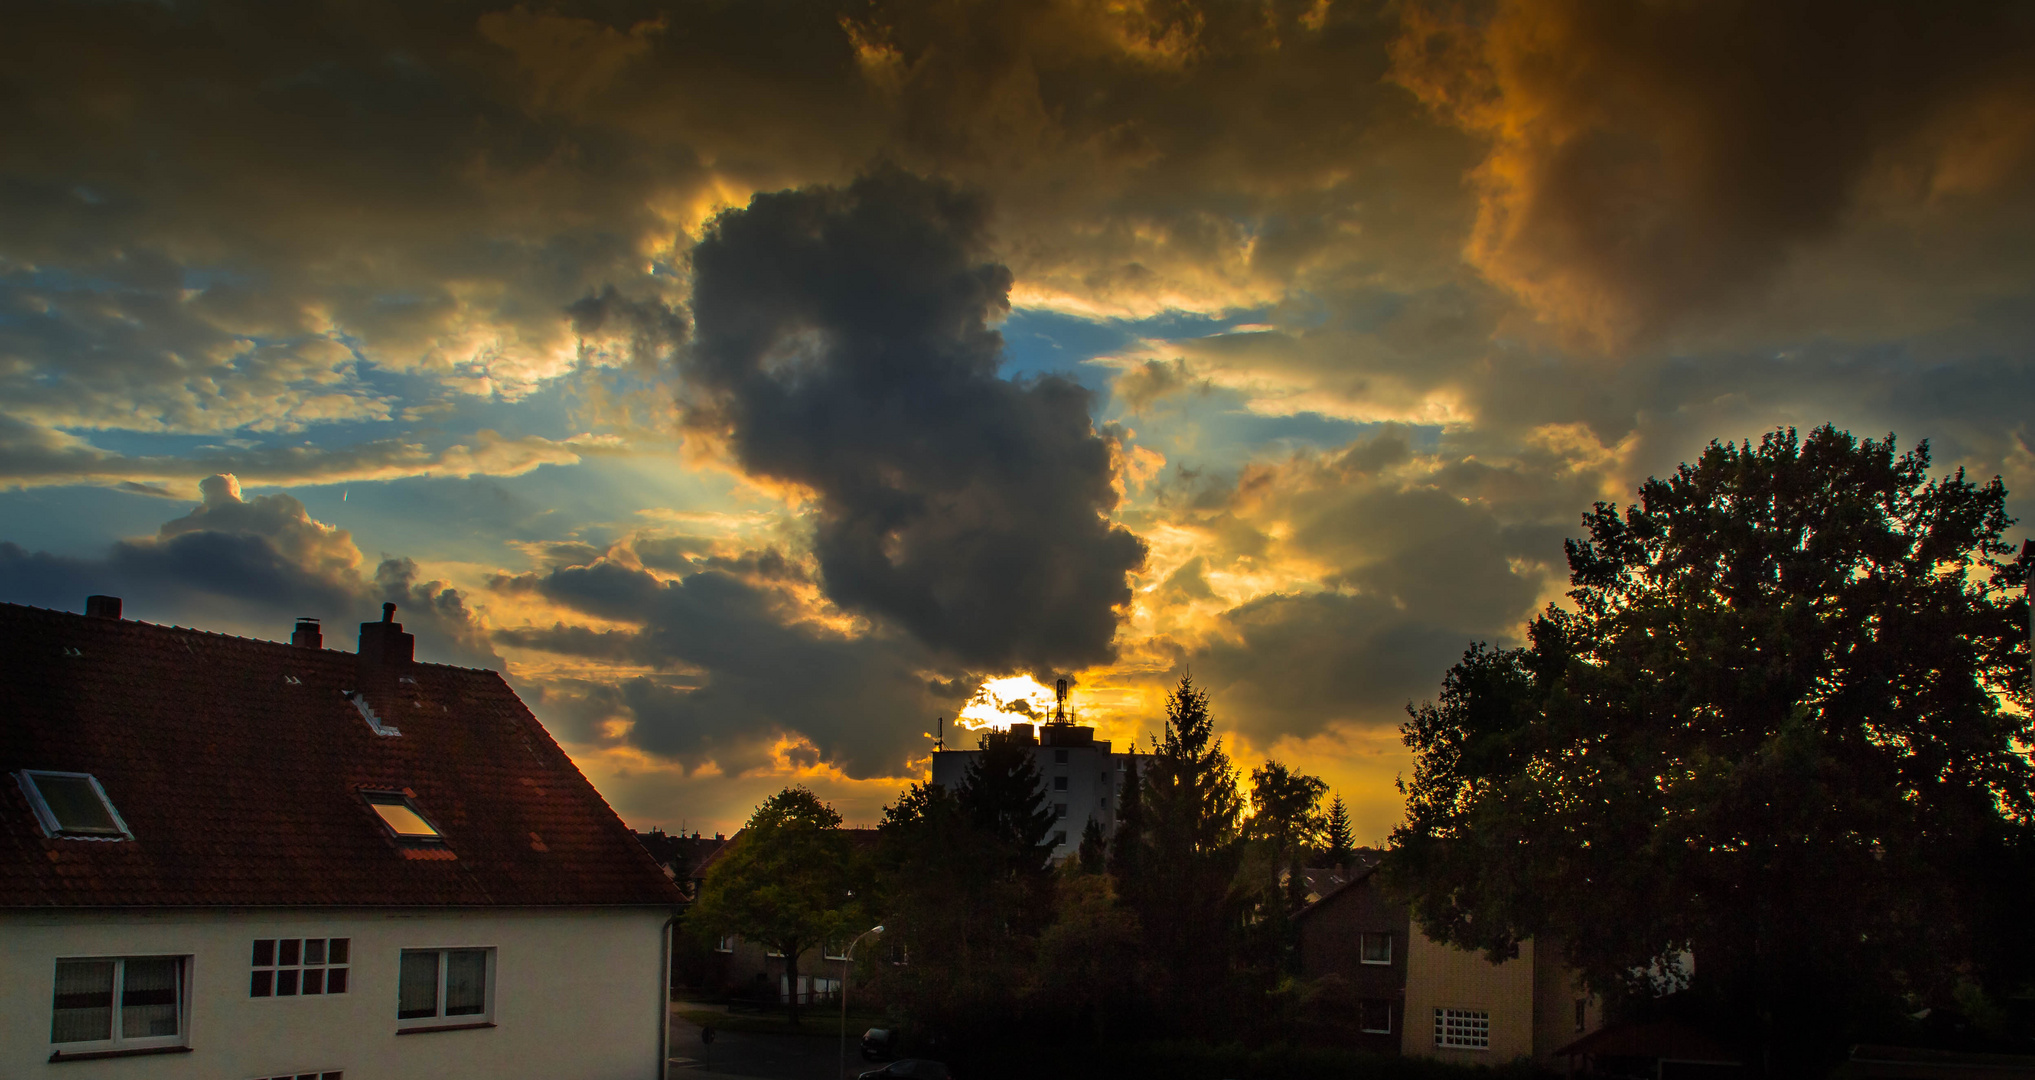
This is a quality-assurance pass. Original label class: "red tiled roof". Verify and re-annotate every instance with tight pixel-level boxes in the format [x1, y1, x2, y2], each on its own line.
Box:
[0, 603, 685, 909]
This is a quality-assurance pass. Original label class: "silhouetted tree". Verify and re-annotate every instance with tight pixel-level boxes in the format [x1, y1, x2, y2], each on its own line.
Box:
[1320, 794, 1356, 869]
[1248, 759, 1328, 908]
[1388, 426, 2035, 1073]
[1132, 675, 1245, 1031]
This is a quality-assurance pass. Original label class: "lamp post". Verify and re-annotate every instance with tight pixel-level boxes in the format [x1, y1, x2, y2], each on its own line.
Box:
[839, 924, 884, 1080]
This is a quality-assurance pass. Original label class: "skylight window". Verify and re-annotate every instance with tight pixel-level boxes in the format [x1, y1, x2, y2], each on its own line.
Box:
[17, 771, 132, 840]
[362, 793, 442, 841]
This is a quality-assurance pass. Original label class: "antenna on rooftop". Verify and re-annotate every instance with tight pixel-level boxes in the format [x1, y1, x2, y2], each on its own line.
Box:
[1054, 678, 1067, 725]
[934, 715, 945, 751]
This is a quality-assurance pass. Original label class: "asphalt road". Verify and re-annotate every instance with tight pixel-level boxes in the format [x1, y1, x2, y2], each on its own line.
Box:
[669, 1003, 872, 1080]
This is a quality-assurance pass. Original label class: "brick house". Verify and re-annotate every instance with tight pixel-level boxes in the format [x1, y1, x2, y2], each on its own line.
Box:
[0, 598, 684, 1079]
[1296, 864, 1602, 1065]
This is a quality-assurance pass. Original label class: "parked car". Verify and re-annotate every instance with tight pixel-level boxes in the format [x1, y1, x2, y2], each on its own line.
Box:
[862, 1027, 899, 1061]
[858, 1059, 951, 1080]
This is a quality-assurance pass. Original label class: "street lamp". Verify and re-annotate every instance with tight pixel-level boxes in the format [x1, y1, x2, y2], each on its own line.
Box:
[839, 924, 885, 1080]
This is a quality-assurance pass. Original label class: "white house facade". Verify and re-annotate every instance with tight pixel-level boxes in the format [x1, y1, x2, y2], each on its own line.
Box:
[0, 598, 685, 1080]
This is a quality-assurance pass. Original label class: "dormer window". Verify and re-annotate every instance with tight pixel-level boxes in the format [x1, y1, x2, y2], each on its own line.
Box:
[362, 793, 442, 841]
[17, 771, 132, 840]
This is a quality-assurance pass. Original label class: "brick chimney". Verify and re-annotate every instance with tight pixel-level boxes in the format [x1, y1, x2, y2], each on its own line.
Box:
[291, 617, 323, 649]
[357, 603, 414, 672]
[85, 595, 122, 619]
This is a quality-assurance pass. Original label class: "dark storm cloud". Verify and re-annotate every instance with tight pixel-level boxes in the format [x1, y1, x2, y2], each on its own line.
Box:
[495, 552, 959, 777]
[0, 475, 500, 669]
[681, 171, 1147, 672]
[1394, 0, 2035, 344]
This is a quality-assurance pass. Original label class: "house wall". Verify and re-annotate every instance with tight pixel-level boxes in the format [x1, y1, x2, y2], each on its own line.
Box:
[1402, 931, 1536, 1063]
[1531, 936, 1602, 1066]
[1, 906, 669, 1080]
[1294, 876, 1410, 1052]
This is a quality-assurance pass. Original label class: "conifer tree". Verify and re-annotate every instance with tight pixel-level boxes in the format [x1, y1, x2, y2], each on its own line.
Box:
[1321, 793, 1356, 869]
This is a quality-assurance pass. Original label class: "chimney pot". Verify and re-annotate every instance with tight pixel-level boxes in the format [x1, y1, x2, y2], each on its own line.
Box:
[382, 602, 397, 623]
[85, 595, 122, 619]
[292, 617, 323, 649]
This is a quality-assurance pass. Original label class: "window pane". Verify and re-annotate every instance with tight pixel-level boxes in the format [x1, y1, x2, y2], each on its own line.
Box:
[121, 957, 181, 1039]
[398, 951, 439, 1019]
[305, 939, 327, 965]
[369, 800, 440, 838]
[277, 969, 299, 996]
[328, 938, 350, 965]
[32, 774, 122, 834]
[52, 959, 114, 1043]
[325, 967, 348, 994]
[253, 939, 276, 966]
[280, 939, 301, 966]
[251, 970, 273, 997]
[303, 969, 324, 995]
[445, 950, 487, 1016]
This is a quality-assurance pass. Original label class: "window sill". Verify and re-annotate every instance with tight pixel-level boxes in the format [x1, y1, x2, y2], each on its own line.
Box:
[396, 1021, 496, 1035]
[50, 1045, 193, 1063]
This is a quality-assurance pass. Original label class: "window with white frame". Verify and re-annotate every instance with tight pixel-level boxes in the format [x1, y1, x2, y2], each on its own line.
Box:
[18, 770, 133, 840]
[255, 1071, 342, 1080]
[823, 940, 849, 961]
[50, 955, 188, 1053]
[1360, 932, 1393, 965]
[715, 936, 736, 954]
[397, 948, 492, 1028]
[252, 937, 350, 997]
[1358, 999, 1393, 1034]
[1433, 1007, 1490, 1049]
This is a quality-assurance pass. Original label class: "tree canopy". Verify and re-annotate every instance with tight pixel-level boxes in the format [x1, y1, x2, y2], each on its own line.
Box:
[1387, 426, 2034, 1068]
[690, 786, 858, 1023]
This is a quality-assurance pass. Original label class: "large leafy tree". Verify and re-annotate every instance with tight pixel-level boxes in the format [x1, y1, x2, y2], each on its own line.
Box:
[1388, 426, 2033, 1070]
[1247, 760, 1328, 910]
[691, 787, 859, 1024]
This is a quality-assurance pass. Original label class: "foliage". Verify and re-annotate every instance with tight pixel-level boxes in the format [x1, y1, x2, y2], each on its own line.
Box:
[690, 786, 859, 1024]
[1248, 759, 1328, 907]
[1320, 794, 1356, 868]
[1125, 675, 1248, 1030]
[1386, 426, 2035, 1069]
[874, 729, 1059, 1039]
[1027, 869, 1144, 1038]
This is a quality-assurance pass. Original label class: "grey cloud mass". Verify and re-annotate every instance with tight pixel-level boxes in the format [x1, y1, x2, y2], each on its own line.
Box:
[682, 171, 1148, 672]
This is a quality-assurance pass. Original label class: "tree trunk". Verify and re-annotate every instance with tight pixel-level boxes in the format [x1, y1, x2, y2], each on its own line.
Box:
[784, 946, 801, 1026]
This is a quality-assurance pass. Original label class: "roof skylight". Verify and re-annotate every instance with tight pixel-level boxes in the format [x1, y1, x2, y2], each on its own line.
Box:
[17, 771, 132, 840]
[362, 793, 442, 841]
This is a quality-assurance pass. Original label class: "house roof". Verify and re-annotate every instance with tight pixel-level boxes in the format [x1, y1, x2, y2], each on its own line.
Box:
[0, 602, 685, 909]
[1294, 861, 1384, 921]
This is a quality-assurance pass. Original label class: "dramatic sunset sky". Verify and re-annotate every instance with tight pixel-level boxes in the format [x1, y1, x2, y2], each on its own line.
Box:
[4, 0, 2033, 839]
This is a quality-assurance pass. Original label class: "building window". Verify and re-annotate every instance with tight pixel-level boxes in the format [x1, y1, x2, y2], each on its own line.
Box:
[1574, 998, 1587, 1033]
[715, 936, 736, 954]
[1360, 932, 1393, 965]
[397, 948, 492, 1027]
[256, 1072, 342, 1080]
[1051, 830, 1067, 846]
[18, 771, 133, 840]
[362, 792, 443, 842]
[252, 938, 350, 997]
[1434, 1008, 1490, 1050]
[823, 941, 849, 961]
[51, 956, 187, 1052]
[1053, 776, 1069, 791]
[1054, 802, 1068, 818]
[1359, 999, 1393, 1034]
[1054, 749, 1068, 764]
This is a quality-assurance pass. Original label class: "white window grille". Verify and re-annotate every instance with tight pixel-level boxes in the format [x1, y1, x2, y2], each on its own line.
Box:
[1434, 1007, 1490, 1049]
